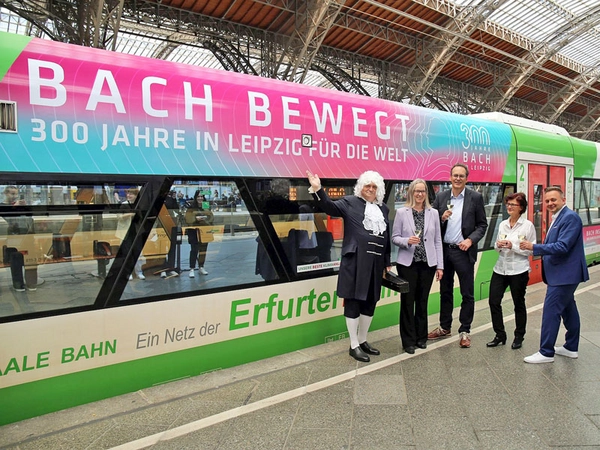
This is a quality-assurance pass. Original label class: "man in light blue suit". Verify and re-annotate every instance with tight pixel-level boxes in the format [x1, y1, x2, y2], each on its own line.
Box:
[520, 186, 589, 363]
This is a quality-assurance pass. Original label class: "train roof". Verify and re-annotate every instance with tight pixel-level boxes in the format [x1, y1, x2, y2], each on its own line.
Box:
[472, 112, 570, 137]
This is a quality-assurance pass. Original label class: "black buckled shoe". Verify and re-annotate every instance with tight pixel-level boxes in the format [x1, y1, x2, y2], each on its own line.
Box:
[511, 337, 523, 349]
[359, 341, 380, 355]
[486, 336, 507, 347]
[349, 346, 370, 362]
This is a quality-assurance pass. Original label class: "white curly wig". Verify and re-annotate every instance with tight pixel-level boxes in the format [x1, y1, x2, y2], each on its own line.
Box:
[354, 170, 385, 205]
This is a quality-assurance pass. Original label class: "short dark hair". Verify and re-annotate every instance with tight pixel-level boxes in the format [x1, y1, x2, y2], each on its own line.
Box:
[505, 192, 527, 215]
[544, 185, 563, 196]
[451, 163, 469, 178]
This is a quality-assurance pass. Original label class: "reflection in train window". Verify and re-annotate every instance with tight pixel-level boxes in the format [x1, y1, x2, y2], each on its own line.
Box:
[575, 179, 600, 226]
[119, 180, 261, 301]
[426, 181, 504, 251]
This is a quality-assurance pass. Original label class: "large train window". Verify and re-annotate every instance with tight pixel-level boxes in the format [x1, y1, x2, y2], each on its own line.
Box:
[426, 181, 505, 251]
[248, 178, 341, 280]
[118, 180, 263, 300]
[0, 182, 142, 318]
[574, 179, 600, 226]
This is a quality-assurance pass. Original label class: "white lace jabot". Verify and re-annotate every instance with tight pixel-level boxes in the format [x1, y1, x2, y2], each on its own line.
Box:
[363, 202, 386, 235]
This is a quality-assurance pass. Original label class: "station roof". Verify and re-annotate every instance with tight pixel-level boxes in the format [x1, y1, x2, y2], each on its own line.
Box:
[2, 0, 600, 138]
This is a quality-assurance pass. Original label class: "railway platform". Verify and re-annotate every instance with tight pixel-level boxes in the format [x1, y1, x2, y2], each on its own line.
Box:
[1, 265, 599, 450]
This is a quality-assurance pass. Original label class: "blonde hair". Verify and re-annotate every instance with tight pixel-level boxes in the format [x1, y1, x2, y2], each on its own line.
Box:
[405, 179, 430, 209]
[354, 171, 385, 205]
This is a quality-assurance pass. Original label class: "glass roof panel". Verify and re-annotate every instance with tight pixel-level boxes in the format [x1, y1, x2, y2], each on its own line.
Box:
[450, 0, 600, 69]
[2, 1, 599, 94]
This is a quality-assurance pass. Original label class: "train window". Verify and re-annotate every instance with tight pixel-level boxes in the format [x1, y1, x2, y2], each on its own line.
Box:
[0, 101, 17, 132]
[250, 179, 342, 279]
[574, 179, 600, 226]
[0, 183, 133, 206]
[118, 180, 264, 300]
[422, 181, 505, 251]
[0, 183, 147, 318]
[0, 209, 119, 318]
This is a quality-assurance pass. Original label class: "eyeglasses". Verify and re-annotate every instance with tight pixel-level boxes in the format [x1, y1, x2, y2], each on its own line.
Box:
[506, 203, 519, 207]
[452, 174, 466, 179]
[414, 190, 426, 194]
[363, 184, 377, 191]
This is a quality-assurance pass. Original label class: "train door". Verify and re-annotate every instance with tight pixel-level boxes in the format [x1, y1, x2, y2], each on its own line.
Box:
[520, 162, 568, 284]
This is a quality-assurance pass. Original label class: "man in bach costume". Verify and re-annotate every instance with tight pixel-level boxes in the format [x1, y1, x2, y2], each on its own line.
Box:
[307, 170, 392, 363]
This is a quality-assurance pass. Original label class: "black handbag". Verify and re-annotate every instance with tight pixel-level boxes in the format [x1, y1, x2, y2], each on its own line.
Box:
[382, 271, 409, 293]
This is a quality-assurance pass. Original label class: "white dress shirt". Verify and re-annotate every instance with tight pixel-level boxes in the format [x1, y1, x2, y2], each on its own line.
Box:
[444, 189, 464, 244]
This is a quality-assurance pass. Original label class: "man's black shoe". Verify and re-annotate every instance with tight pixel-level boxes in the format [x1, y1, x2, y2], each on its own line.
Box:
[349, 346, 370, 362]
[359, 341, 380, 355]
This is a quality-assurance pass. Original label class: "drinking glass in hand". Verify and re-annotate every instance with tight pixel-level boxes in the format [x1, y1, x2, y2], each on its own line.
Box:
[446, 201, 453, 220]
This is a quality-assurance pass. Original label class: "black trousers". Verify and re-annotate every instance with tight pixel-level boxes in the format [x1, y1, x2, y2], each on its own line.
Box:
[186, 228, 209, 269]
[397, 261, 436, 348]
[488, 270, 529, 339]
[7, 248, 25, 289]
[439, 246, 475, 333]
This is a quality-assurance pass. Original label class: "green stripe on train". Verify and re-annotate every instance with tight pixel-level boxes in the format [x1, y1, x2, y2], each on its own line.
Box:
[0, 253, 498, 426]
[2, 302, 403, 425]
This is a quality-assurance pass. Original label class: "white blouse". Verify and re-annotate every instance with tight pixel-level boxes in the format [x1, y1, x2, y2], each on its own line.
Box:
[493, 214, 536, 275]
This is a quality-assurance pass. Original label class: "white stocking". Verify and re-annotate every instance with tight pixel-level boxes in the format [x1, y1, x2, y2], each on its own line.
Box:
[358, 314, 373, 344]
[346, 317, 360, 349]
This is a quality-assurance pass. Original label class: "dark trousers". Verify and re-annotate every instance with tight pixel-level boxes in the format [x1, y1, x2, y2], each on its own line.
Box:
[397, 261, 436, 347]
[344, 270, 377, 318]
[439, 246, 475, 333]
[488, 271, 529, 340]
[539, 283, 580, 357]
[186, 229, 208, 269]
[8, 248, 25, 289]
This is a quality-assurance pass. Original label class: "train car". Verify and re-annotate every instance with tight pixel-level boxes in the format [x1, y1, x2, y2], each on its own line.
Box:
[1, 31, 599, 425]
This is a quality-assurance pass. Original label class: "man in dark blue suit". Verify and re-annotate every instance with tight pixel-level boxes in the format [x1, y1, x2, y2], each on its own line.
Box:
[520, 186, 589, 363]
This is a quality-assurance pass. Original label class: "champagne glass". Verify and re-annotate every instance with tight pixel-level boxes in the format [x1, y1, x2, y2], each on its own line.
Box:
[446, 200, 453, 220]
[518, 234, 526, 241]
[498, 234, 507, 249]
[415, 229, 422, 238]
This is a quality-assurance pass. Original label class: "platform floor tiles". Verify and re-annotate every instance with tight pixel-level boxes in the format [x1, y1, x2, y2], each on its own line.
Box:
[2, 266, 600, 449]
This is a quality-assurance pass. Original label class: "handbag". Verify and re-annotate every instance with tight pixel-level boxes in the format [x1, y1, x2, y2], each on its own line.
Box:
[382, 271, 409, 293]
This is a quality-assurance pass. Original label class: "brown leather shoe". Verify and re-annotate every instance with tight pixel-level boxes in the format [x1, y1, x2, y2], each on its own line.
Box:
[459, 332, 471, 348]
[427, 327, 451, 340]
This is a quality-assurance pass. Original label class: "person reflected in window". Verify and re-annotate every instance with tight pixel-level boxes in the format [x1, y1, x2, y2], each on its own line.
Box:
[486, 193, 535, 349]
[2, 186, 25, 207]
[165, 190, 179, 210]
[184, 191, 214, 277]
[118, 188, 145, 281]
[307, 170, 392, 363]
[392, 179, 443, 354]
[1, 186, 40, 291]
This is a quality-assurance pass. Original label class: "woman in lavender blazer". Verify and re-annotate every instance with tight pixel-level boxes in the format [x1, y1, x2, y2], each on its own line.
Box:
[392, 179, 443, 354]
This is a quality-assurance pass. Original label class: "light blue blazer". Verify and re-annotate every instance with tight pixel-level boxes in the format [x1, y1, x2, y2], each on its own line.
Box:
[533, 206, 589, 286]
[392, 207, 443, 269]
